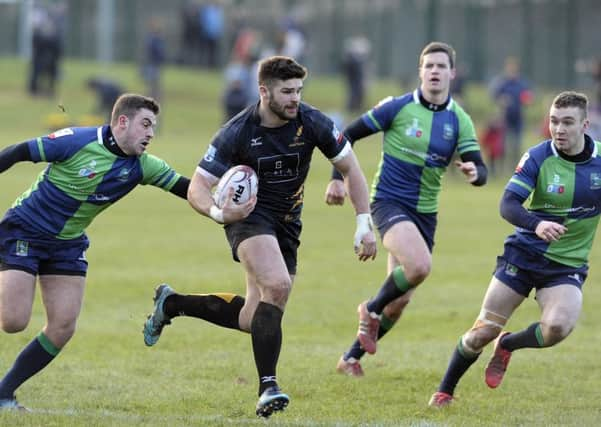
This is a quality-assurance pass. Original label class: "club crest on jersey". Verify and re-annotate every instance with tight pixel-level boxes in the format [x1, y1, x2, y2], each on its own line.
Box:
[590, 173, 601, 190]
[117, 168, 131, 182]
[15, 240, 29, 257]
[505, 263, 518, 277]
[405, 118, 423, 138]
[546, 174, 565, 194]
[290, 126, 305, 147]
[443, 123, 454, 140]
[79, 160, 98, 179]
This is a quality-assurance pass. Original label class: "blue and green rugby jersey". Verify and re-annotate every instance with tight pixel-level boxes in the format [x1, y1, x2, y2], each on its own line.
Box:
[362, 90, 480, 213]
[11, 126, 181, 239]
[506, 138, 601, 267]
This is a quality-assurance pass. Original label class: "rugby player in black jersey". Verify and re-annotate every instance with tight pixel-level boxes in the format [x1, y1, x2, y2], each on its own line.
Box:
[143, 56, 377, 417]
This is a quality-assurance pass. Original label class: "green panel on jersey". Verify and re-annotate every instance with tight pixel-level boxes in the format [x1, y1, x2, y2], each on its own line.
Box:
[546, 216, 600, 267]
[370, 153, 385, 201]
[529, 157, 575, 216]
[47, 143, 117, 202]
[381, 104, 432, 167]
[417, 166, 444, 212]
[59, 202, 110, 239]
[12, 174, 43, 208]
[140, 153, 179, 190]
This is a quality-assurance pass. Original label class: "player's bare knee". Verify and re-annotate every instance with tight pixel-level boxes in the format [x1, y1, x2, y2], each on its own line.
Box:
[464, 325, 499, 351]
[0, 311, 30, 333]
[464, 309, 507, 351]
[541, 322, 572, 346]
[0, 318, 28, 333]
[261, 277, 292, 307]
[405, 261, 431, 284]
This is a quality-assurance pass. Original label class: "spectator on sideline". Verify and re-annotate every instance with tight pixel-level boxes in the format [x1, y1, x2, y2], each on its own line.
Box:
[489, 56, 533, 176]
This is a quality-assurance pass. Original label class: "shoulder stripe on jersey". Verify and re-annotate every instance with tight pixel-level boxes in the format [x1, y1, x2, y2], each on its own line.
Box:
[365, 112, 382, 131]
[457, 139, 480, 153]
[509, 177, 533, 192]
[152, 170, 177, 188]
[96, 127, 103, 145]
[412, 89, 419, 103]
[36, 137, 46, 162]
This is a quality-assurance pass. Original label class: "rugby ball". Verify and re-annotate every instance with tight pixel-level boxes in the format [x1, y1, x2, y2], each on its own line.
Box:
[213, 165, 258, 208]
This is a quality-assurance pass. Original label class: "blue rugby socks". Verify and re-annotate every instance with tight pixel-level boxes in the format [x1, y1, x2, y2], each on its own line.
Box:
[366, 267, 412, 314]
[0, 332, 59, 398]
[500, 322, 544, 350]
[438, 339, 480, 395]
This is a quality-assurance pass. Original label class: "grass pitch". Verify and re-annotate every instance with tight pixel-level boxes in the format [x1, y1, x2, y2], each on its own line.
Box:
[0, 58, 599, 426]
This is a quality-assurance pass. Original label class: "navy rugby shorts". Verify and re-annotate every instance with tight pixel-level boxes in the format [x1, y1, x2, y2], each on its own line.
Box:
[0, 213, 89, 276]
[494, 243, 588, 297]
[370, 199, 437, 252]
[224, 207, 301, 275]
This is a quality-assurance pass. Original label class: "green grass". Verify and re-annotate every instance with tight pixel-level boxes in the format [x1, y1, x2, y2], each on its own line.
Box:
[0, 57, 599, 426]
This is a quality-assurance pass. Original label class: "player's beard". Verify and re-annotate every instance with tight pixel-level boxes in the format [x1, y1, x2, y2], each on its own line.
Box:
[268, 98, 298, 121]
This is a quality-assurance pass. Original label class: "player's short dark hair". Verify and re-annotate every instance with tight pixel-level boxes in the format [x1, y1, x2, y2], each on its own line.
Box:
[111, 94, 160, 125]
[257, 56, 307, 88]
[552, 91, 589, 118]
[419, 41, 456, 69]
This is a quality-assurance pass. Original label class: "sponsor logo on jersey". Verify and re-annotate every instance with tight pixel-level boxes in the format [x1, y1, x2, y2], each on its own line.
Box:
[546, 184, 565, 194]
[90, 194, 110, 201]
[443, 123, 454, 140]
[590, 173, 601, 190]
[203, 145, 216, 161]
[405, 118, 422, 138]
[515, 152, 530, 173]
[78, 160, 98, 179]
[250, 137, 263, 147]
[15, 240, 29, 257]
[48, 128, 74, 139]
[504, 263, 518, 277]
[117, 168, 131, 182]
[546, 174, 565, 194]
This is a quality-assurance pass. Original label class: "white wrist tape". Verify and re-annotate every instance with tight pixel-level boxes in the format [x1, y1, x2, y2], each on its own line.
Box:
[209, 205, 224, 224]
[354, 213, 373, 249]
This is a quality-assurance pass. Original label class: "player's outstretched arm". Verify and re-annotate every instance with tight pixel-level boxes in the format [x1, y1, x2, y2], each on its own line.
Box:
[188, 169, 255, 224]
[332, 149, 377, 261]
[0, 142, 31, 174]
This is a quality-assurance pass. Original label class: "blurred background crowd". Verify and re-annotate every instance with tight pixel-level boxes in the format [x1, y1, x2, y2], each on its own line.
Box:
[2, 0, 601, 179]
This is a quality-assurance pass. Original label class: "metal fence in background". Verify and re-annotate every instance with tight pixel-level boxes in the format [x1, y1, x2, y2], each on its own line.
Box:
[0, 0, 600, 89]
